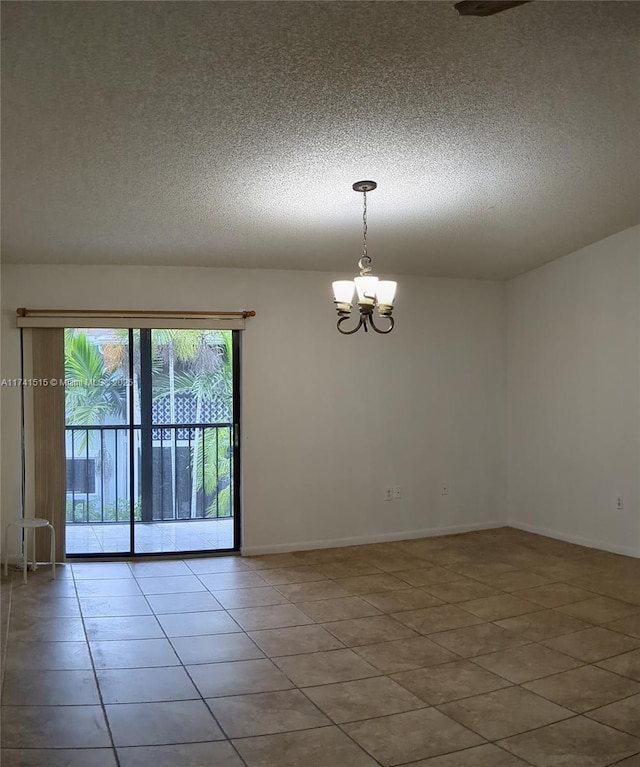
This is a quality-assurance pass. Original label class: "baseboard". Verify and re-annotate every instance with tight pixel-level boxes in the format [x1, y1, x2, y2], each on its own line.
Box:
[240, 520, 506, 556]
[509, 521, 640, 559]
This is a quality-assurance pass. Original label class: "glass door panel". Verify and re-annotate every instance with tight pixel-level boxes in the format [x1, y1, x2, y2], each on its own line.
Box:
[133, 328, 235, 554]
[64, 328, 134, 555]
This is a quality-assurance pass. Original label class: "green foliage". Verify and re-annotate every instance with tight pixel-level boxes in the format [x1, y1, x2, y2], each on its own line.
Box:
[66, 497, 142, 523]
[193, 426, 233, 517]
[64, 330, 128, 453]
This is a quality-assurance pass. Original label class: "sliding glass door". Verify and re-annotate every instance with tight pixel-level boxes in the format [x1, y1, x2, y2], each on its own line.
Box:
[64, 328, 240, 556]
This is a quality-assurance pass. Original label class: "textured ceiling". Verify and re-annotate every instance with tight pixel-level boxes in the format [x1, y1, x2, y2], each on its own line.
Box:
[1, 1, 639, 279]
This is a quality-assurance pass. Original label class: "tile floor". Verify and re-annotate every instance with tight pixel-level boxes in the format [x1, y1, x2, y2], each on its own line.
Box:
[2, 527, 640, 767]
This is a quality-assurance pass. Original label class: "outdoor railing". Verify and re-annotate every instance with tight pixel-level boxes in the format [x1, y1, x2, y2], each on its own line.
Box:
[65, 423, 234, 524]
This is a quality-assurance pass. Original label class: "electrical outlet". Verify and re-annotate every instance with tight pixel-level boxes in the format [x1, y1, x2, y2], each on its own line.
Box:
[393, 486, 402, 500]
[384, 486, 393, 501]
[616, 496, 624, 510]
[441, 483, 449, 496]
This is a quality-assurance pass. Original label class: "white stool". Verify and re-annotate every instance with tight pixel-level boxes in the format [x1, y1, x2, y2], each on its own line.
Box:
[4, 519, 56, 584]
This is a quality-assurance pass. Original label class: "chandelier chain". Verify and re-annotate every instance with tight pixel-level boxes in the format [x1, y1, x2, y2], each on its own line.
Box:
[358, 190, 372, 276]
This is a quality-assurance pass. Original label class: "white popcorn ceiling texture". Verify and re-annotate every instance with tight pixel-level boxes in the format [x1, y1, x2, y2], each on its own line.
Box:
[2, 1, 638, 279]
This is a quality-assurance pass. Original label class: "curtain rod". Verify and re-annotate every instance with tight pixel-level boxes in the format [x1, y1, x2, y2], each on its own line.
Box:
[17, 308, 256, 318]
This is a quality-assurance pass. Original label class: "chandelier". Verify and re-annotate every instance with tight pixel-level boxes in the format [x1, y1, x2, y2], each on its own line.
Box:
[332, 181, 397, 335]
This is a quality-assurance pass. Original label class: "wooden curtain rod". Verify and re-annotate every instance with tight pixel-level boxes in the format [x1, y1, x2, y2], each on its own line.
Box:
[17, 308, 256, 318]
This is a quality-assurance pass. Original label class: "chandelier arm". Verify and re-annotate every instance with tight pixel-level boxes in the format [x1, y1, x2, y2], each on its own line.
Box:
[336, 314, 365, 335]
[368, 314, 395, 334]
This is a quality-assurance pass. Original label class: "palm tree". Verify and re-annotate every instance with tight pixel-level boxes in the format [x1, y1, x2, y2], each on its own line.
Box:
[64, 329, 127, 429]
[172, 330, 231, 517]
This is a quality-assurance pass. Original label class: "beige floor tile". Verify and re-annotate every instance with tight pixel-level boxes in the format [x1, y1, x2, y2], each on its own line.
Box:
[542, 627, 640, 662]
[79, 596, 153, 618]
[185, 556, 250, 574]
[4, 640, 92, 671]
[297, 596, 382, 622]
[8, 615, 86, 642]
[498, 715, 640, 767]
[248, 625, 344, 656]
[392, 605, 484, 634]
[1, 749, 117, 767]
[73, 563, 133, 580]
[614, 756, 640, 766]
[76, 578, 142, 597]
[304, 675, 424, 722]
[187, 658, 293, 697]
[117, 741, 245, 767]
[598, 648, 640, 681]
[212, 586, 290, 609]
[536, 560, 600, 581]
[129, 561, 192, 577]
[207, 689, 329, 737]
[322, 615, 418, 646]
[274, 580, 350, 602]
[429, 622, 529, 657]
[587, 693, 640, 737]
[170, 633, 264, 664]
[197, 571, 268, 590]
[9, 595, 82, 616]
[91, 638, 180, 669]
[232, 725, 379, 767]
[273, 648, 380, 686]
[97, 666, 199, 703]
[438, 686, 572, 740]
[447, 562, 518, 581]
[421, 580, 501, 603]
[242, 553, 307, 571]
[353, 635, 457, 673]
[523, 664, 640, 712]
[136, 575, 208, 595]
[471, 643, 582, 683]
[361, 588, 444, 613]
[257, 567, 326, 586]
[315, 560, 383, 579]
[106, 699, 223, 746]
[1, 705, 111, 748]
[334, 573, 410, 595]
[228, 604, 314, 631]
[557, 596, 639, 625]
[406, 743, 530, 766]
[496, 609, 592, 640]
[1, 668, 100, 706]
[606, 612, 640, 638]
[391, 660, 511, 704]
[145, 591, 223, 613]
[366, 553, 433, 573]
[511, 582, 595, 607]
[156, 610, 241, 637]
[393, 567, 462, 587]
[84, 615, 163, 641]
[458, 595, 541, 621]
[569, 576, 640, 607]
[479, 570, 552, 592]
[342, 707, 484, 765]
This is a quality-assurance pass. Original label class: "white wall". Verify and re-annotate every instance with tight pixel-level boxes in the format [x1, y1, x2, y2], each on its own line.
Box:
[507, 226, 640, 557]
[0, 264, 506, 556]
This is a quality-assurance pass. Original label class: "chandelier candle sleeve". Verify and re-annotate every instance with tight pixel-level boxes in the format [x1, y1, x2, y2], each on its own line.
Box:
[331, 180, 396, 335]
[376, 281, 397, 314]
[354, 276, 379, 305]
[332, 280, 355, 312]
